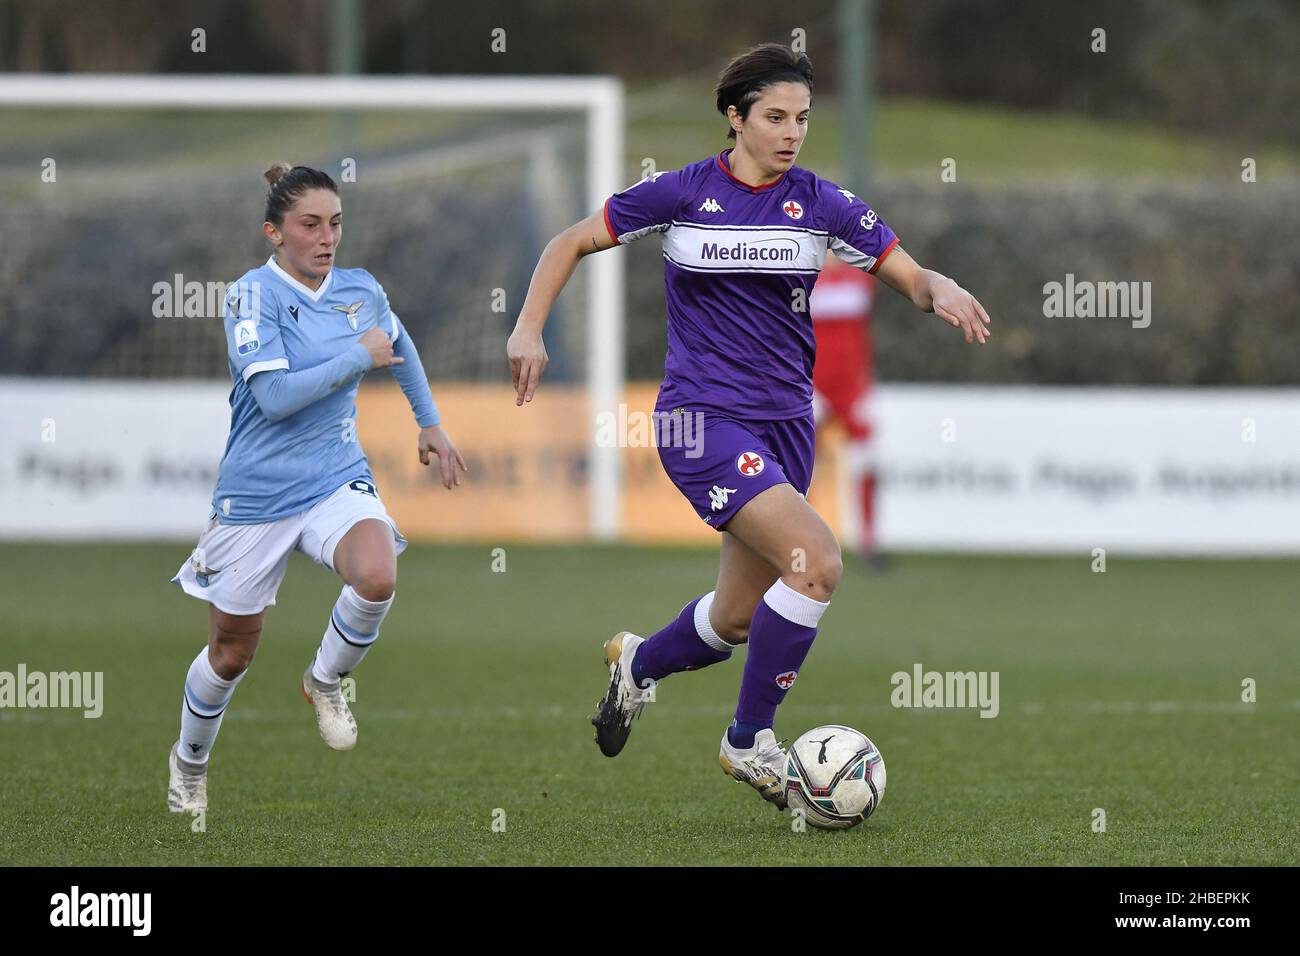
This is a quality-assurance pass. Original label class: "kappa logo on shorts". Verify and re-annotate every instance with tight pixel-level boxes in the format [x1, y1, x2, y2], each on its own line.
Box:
[775, 670, 798, 690]
[736, 451, 765, 477]
[348, 479, 378, 498]
[708, 485, 738, 512]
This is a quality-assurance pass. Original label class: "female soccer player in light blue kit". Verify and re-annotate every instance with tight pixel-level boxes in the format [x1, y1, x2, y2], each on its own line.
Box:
[167, 164, 466, 813]
[508, 45, 991, 810]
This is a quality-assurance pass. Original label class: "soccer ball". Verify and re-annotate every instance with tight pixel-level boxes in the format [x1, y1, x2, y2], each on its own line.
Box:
[784, 725, 886, 830]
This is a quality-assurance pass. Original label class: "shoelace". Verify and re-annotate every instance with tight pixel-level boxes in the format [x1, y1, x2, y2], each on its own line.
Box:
[619, 657, 655, 706]
[324, 692, 351, 718]
[172, 770, 204, 805]
[618, 676, 655, 726]
[753, 740, 788, 776]
[311, 683, 354, 723]
[629, 676, 655, 705]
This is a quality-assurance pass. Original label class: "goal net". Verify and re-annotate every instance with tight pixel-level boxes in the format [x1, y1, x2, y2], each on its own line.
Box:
[0, 75, 625, 539]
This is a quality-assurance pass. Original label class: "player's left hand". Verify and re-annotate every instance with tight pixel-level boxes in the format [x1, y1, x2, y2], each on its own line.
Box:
[931, 277, 992, 345]
[417, 424, 468, 489]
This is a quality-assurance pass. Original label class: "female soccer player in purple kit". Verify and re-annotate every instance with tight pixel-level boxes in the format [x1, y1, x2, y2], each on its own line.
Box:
[507, 44, 991, 809]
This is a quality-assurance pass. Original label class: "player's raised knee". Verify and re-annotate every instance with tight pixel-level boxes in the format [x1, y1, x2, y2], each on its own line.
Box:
[351, 567, 396, 603]
[211, 631, 258, 678]
[207, 609, 262, 678]
[786, 542, 842, 602]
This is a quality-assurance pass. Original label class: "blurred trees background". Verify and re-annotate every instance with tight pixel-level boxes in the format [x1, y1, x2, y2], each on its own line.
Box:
[1, 0, 1296, 148]
[1, 0, 1295, 386]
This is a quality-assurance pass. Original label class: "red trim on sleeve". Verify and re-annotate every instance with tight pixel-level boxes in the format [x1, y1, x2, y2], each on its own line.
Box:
[868, 236, 900, 274]
[602, 198, 620, 244]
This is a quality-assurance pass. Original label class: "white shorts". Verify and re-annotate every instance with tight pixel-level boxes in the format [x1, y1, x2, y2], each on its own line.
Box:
[171, 479, 408, 616]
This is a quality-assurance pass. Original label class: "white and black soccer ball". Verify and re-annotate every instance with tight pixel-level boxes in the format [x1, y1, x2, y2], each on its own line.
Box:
[784, 725, 886, 830]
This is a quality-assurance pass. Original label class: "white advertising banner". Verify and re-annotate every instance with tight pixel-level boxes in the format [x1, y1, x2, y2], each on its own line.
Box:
[1, 380, 1298, 554]
[0, 379, 230, 540]
[872, 386, 1300, 555]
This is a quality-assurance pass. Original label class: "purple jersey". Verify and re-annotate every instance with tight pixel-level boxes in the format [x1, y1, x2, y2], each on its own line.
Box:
[604, 149, 899, 421]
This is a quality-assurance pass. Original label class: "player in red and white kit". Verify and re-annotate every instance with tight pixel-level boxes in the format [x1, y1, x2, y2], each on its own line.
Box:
[810, 254, 883, 567]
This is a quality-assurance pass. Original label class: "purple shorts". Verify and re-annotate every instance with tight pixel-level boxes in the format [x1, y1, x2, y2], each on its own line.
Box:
[656, 409, 816, 531]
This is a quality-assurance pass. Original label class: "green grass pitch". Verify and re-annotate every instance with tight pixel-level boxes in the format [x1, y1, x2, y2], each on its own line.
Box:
[1, 542, 1296, 866]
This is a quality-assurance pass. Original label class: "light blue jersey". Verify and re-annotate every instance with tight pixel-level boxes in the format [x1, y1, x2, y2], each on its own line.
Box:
[212, 256, 437, 524]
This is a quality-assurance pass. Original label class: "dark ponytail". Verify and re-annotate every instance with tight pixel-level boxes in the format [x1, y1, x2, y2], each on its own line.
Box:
[263, 163, 339, 225]
[714, 43, 814, 140]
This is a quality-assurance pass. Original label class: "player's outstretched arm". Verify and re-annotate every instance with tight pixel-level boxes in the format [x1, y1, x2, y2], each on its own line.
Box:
[874, 245, 992, 345]
[386, 319, 467, 489]
[507, 208, 619, 405]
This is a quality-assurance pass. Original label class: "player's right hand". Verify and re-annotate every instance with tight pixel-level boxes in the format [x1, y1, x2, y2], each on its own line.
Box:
[359, 326, 404, 369]
[507, 325, 548, 405]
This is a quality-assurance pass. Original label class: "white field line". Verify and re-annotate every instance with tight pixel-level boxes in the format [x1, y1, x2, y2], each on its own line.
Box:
[0, 700, 1293, 723]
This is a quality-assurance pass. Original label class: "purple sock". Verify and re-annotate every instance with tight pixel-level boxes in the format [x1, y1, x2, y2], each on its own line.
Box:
[632, 592, 733, 685]
[733, 580, 830, 735]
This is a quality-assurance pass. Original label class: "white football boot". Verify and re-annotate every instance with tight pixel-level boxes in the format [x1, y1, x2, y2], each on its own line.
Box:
[167, 743, 208, 813]
[301, 666, 357, 751]
[591, 632, 656, 757]
[719, 728, 789, 810]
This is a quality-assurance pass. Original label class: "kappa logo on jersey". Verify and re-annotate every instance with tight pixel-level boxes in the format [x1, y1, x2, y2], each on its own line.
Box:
[782, 200, 804, 220]
[775, 670, 798, 690]
[837, 188, 856, 202]
[698, 197, 725, 213]
[332, 300, 365, 331]
[234, 319, 260, 356]
[287, 304, 299, 322]
[860, 210, 878, 231]
[709, 485, 738, 511]
[736, 451, 765, 477]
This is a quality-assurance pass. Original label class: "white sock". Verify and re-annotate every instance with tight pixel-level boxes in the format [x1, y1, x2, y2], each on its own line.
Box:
[312, 585, 394, 684]
[765, 579, 831, 627]
[694, 591, 735, 653]
[177, 647, 245, 767]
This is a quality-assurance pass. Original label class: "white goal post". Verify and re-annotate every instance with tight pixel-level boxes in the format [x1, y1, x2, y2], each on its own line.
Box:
[0, 74, 626, 540]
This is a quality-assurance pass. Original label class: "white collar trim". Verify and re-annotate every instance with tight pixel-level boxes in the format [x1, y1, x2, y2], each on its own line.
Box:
[266, 256, 333, 301]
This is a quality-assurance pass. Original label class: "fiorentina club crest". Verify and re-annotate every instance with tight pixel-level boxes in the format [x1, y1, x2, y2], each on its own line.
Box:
[775, 670, 798, 690]
[782, 200, 804, 220]
[736, 451, 765, 477]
